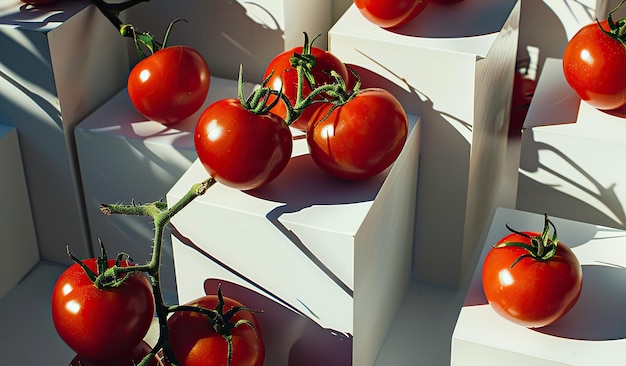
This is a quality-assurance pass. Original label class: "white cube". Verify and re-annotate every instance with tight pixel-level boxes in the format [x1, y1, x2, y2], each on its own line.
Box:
[0, 1, 130, 263]
[121, 0, 334, 83]
[329, 1, 520, 287]
[517, 57, 626, 230]
[75, 76, 254, 296]
[167, 115, 420, 366]
[452, 207, 626, 365]
[0, 124, 39, 299]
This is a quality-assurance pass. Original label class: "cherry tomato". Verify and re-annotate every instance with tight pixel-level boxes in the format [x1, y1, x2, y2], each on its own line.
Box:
[194, 98, 292, 190]
[563, 20, 626, 110]
[128, 45, 210, 125]
[165, 294, 265, 366]
[307, 88, 408, 180]
[481, 216, 583, 328]
[70, 341, 164, 366]
[353, 0, 431, 29]
[264, 43, 349, 131]
[51, 259, 155, 360]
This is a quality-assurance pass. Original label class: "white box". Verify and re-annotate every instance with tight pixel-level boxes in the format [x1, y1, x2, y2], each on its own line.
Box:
[167, 115, 420, 366]
[452, 207, 626, 365]
[329, 1, 520, 287]
[121, 0, 334, 83]
[0, 124, 38, 299]
[0, 1, 130, 263]
[517, 57, 626, 230]
[75, 76, 255, 296]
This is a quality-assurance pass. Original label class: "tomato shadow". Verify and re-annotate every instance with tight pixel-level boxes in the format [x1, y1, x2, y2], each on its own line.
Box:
[535, 263, 626, 341]
[518, 131, 626, 230]
[389, 0, 518, 38]
[200, 277, 353, 365]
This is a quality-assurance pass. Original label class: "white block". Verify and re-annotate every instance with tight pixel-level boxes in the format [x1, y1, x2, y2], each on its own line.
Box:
[517, 57, 626, 230]
[168, 115, 420, 366]
[121, 0, 334, 83]
[0, 124, 38, 299]
[75, 76, 254, 296]
[0, 1, 130, 263]
[329, 1, 520, 287]
[452, 207, 626, 365]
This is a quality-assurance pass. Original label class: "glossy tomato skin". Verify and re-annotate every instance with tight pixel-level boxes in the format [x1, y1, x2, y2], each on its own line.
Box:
[194, 99, 292, 191]
[70, 341, 164, 366]
[354, 0, 431, 29]
[307, 88, 408, 180]
[166, 295, 265, 366]
[563, 20, 626, 110]
[264, 46, 349, 131]
[128, 46, 210, 125]
[52, 259, 155, 360]
[482, 231, 583, 328]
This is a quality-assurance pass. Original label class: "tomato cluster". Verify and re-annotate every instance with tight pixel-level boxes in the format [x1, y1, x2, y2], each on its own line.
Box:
[194, 34, 409, 190]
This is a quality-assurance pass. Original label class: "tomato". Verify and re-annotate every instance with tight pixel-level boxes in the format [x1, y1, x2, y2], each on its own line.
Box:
[70, 341, 164, 366]
[52, 258, 155, 360]
[563, 19, 626, 110]
[194, 98, 292, 190]
[307, 88, 408, 180]
[354, 0, 430, 29]
[128, 45, 210, 125]
[481, 216, 583, 328]
[165, 294, 265, 366]
[264, 42, 349, 131]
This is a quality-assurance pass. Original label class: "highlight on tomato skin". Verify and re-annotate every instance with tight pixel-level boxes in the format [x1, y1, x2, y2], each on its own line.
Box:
[480, 217, 583, 329]
[353, 0, 431, 29]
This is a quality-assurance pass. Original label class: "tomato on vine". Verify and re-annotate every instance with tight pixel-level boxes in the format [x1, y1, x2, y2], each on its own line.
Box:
[126, 19, 211, 125]
[51, 248, 155, 361]
[563, 1, 626, 111]
[194, 67, 292, 191]
[263, 33, 349, 131]
[307, 73, 408, 180]
[481, 214, 583, 328]
[165, 286, 265, 366]
[353, 0, 430, 29]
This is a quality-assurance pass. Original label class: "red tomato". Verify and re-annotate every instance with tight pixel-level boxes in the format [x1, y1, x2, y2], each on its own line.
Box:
[165, 295, 265, 366]
[52, 259, 155, 360]
[481, 217, 583, 328]
[264, 44, 349, 131]
[307, 88, 408, 180]
[563, 20, 626, 110]
[353, 0, 431, 28]
[70, 341, 164, 366]
[128, 45, 210, 125]
[194, 98, 292, 190]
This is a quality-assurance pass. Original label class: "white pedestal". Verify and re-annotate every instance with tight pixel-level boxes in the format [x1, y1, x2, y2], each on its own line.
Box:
[0, 124, 38, 299]
[74, 76, 255, 296]
[167, 115, 420, 366]
[452, 207, 626, 365]
[517, 57, 626, 230]
[121, 0, 334, 84]
[0, 1, 130, 263]
[329, 0, 520, 287]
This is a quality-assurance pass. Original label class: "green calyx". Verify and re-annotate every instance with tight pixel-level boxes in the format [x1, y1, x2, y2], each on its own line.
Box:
[495, 213, 559, 268]
[598, 0, 626, 48]
[67, 240, 133, 289]
[238, 65, 282, 115]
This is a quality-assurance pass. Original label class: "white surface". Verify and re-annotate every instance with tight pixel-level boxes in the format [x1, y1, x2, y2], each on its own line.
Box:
[517, 57, 626, 230]
[168, 114, 420, 366]
[0, 0, 130, 263]
[329, 1, 520, 288]
[74, 76, 254, 296]
[452, 207, 626, 365]
[0, 124, 38, 299]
